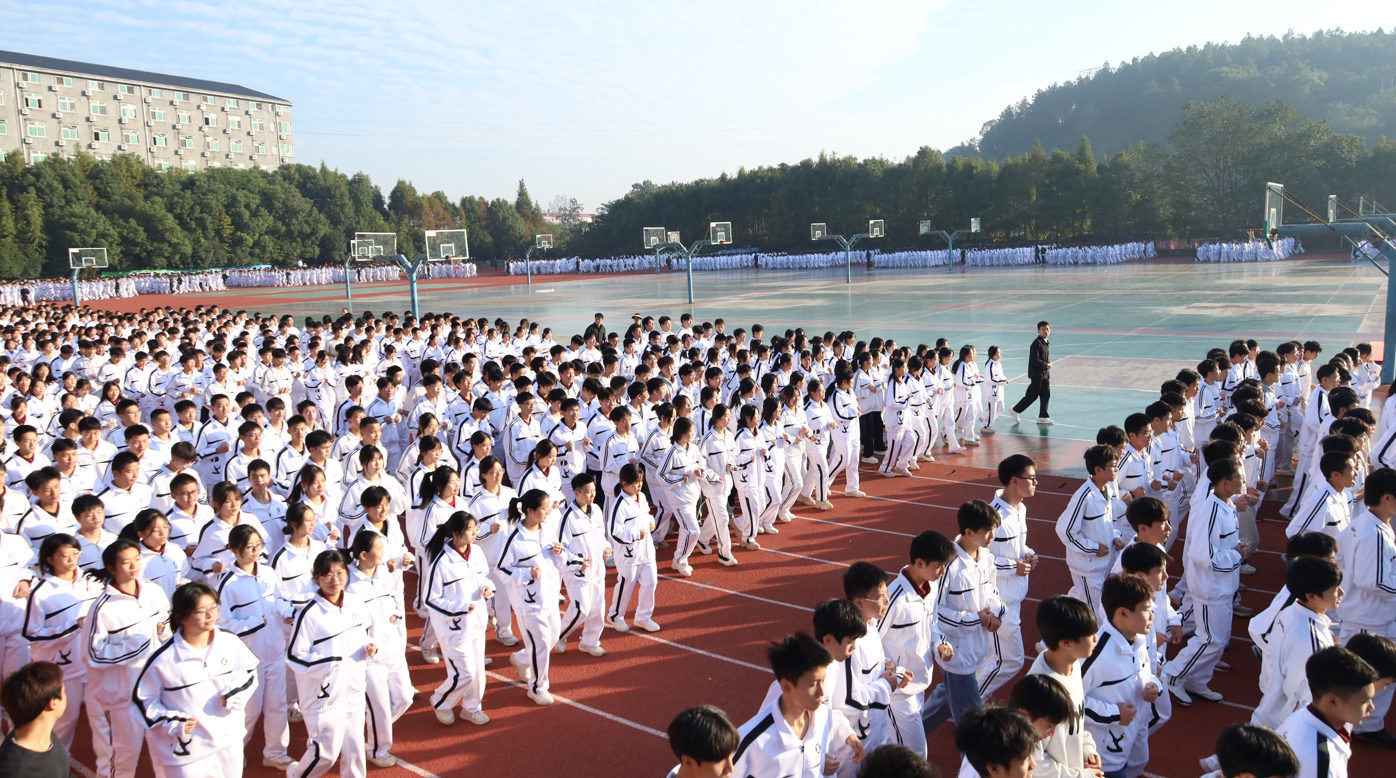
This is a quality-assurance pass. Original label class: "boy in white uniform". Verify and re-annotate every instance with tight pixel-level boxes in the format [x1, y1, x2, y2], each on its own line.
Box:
[1251, 557, 1342, 728]
[979, 454, 1038, 699]
[876, 530, 954, 758]
[1056, 445, 1122, 616]
[1274, 646, 1377, 778]
[1335, 467, 1396, 747]
[1027, 595, 1103, 778]
[840, 562, 899, 756]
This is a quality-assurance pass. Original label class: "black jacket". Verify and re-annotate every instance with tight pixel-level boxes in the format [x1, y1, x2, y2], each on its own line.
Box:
[1028, 336, 1050, 380]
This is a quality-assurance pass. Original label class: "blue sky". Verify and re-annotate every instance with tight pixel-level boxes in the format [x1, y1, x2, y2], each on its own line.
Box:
[1, 1, 1385, 213]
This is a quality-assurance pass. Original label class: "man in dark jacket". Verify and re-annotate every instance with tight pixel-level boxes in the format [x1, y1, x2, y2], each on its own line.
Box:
[583, 312, 606, 344]
[1011, 321, 1053, 423]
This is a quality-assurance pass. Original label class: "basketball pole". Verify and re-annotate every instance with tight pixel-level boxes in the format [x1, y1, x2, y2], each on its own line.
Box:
[815, 232, 875, 284]
[71, 267, 81, 306]
[389, 254, 429, 318]
[343, 254, 354, 313]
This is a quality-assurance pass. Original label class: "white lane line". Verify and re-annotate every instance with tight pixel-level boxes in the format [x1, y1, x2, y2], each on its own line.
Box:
[660, 574, 815, 612]
[791, 511, 1070, 563]
[630, 632, 769, 672]
[485, 671, 666, 737]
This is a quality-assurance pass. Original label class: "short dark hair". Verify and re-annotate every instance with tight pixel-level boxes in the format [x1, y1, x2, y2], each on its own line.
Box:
[1101, 574, 1153, 624]
[1285, 531, 1338, 562]
[997, 454, 1035, 486]
[170, 581, 219, 630]
[1319, 451, 1354, 480]
[1307, 646, 1378, 702]
[814, 598, 868, 643]
[1124, 413, 1150, 437]
[1124, 496, 1168, 531]
[1120, 542, 1169, 576]
[908, 531, 955, 566]
[667, 705, 739, 764]
[1366, 467, 1396, 508]
[1036, 595, 1097, 650]
[1345, 633, 1396, 680]
[1083, 444, 1116, 475]
[955, 706, 1038, 777]
[843, 561, 888, 601]
[1007, 674, 1074, 726]
[957, 499, 1000, 535]
[767, 632, 833, 685]
[855, 744, 937, 778]
[1214, 723, 1300, 778]
[1286, 556, 1343, 603]
[0, 661, 64, 728]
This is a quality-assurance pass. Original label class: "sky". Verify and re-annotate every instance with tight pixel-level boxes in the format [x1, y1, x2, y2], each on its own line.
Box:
[1, 1, 1387, 214]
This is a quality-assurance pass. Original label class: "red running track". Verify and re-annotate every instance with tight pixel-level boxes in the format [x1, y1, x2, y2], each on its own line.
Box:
[62, 461, 1391, 778]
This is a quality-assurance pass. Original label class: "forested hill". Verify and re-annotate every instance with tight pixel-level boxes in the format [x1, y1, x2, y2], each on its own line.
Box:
[957, 29, 1396, 159]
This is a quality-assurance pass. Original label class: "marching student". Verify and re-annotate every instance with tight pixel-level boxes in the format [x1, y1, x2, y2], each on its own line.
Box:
[921, 500, 1005, 733]
[1056, 445, 1122, 615]
[981, 346, 1007, 434]
[469, 456, 520, 648]
[133, 582, 259, 778]
[980, 454, 1039, 699]
[696, 404, 740, 566]
[607, 463, 660, 633]
[422, 510, 492, 727]
[658, 418, 714, 577]
[840, 562, 899, 759]
[797, 379, 834, 510]
[880, 359, 916, 477]
[1251, 556, 1343, 728]
[1335, 466, 1396, 748]
[556, 474, 610, 655]
[285, 549, 377, 778]
[1027, 595, 1103, 778]
[83, 539, 171, 778]
[1274, 647, 1378, 778]
[877, 530, 955, 758]
[22, 534, 102, 750]
[498, 489, 575, 705]
[1203, 724, 1300, 778]
[190, 482, 272, 584]
[270, 503, 325, 725]
[124, 509, 188, 599]
[732, 404, 768, 551]
[1285, 451, 1356, 541]
[664, 705, 739, 778]
[827, 370, 865, 498]
[953, 706, 1039, 778]
[1080, 574, 1159, 778]
[214, 524, 292, 770]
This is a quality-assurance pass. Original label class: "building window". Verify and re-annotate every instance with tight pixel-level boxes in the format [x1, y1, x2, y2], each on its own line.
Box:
[151, 108, 165, 121]
[180, 135, 194, 149]
[93, 128, 110, 142]
[123, 131, 139, 144]
[23, 95, 42, 109]
[90, 101, 107, 116]
[225, 98, 238, 108]
[20, 71, 40, 83]
[118, 84, 133, 95]
[121, 104, 138, 119]
[203, 115, 217, 127]
[278, 121, 292, 134]
[153, 134, 168, 147]
[251, 118, 265, 132]
[58, 97, 76, 112]
[254, 141, 267, 154]
[0, 120, 6, 136]
[173, 91, 188, 102]
[249, 101, 261, 112]
[177, 111, 192, 124]
[150, 88, 163, 98]
[202, 95, 214, 105]
[230, 140, 243, 152]
[182, 161, 197, 172]
[62, 126, 79, 140]
[208, 139, 220, 151]
[0, 92, 4, 106]
[158, 161, 170, 171]
[280, 144, 293, 156]
[31, 153, 47, 163]
[26, 122, 45, 138]
[228, 116, 241, 130]
[88, 80, 104, 90]
[56, 76, 73, 87]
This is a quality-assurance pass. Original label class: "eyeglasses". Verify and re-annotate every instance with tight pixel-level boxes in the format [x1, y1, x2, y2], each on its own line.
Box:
[858, 593, 891, 604]
[191, 606, 219, 618]
[1016, 475, 1039, 483]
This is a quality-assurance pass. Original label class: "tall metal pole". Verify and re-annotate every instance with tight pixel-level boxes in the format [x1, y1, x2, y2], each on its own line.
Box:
[843, 238, 852, 284]
[390, 254, 424, 318]
[685, 250, 694, 304]
[71, 268, 81, 306]
[344, 257, 354, 313]
[524, 245, 534, 288]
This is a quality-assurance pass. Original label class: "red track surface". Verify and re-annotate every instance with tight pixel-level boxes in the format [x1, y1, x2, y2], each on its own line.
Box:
[60, 460, 1392, 778]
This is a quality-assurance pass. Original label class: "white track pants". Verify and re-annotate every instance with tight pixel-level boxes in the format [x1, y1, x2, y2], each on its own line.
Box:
[288, 700, 367, 778]
[89, 701, 146, 778]
[245, 650, 290, 760]
[699, 482, 735, 558]
[1166, 601, 1232, 691]
[671, 501, 702, 567]
[366, 651, 414, 758]
[515, 607, 562, 695]
[886, 691, 927, 758]
[560, 576, 607, 647]
[829, 430, 859, 494]
[977, 603, 1025, 699]
[609, 562, 657, 625]
[432, 637, 486, 716]
[800, 440, 831, 502]
[160, 745, 242, 778]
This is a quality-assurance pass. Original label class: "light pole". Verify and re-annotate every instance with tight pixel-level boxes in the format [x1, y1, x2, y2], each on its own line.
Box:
[812, 220, 884, 283]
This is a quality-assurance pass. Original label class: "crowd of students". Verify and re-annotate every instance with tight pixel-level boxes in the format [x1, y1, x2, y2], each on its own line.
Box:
[0, 301, 1384, 778]
[1194, 238, 1304, 263]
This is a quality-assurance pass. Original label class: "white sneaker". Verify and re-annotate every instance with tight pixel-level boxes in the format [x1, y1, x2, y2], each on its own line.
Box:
[1169, 682, 1192, 706]
[796, 494, 816, 506]
[697, 541, 713, 555]
[263, 756, 295, 771]
[608, 618, 630, 632]
[1036, 416, 1054, 424]
[655, 540, 670, 549]
[762, 525, 779, 535]
[368, 754, 397, 768]
[1239, 564, 1257, 575]
[496, 633, 519, 647]
[1189, 685, 1224, 703]
[964, 439, 980, 447]
[671, 562, 693, 577]
[815, 500, 833, 511]
[739, 540, 762, 551]
[461, 710, 491, 726]
[860, 456, 879, 464]
[287, 708, 304, 724]
[717, 555, 738, 567]
[906, 462, 920, 470]
[421, 646, 442, 664]
[918, 454, 936, 462]
[845, 490, 866, 498]
[434, 708, 456, 725]
[553, 639, 566, 654]
[894, 467, 911, 476]
[528, 690, 555, 706]
[778, 510, 796, 523]
[579, 643, 607, 657]
[634, 619, 662, 633]
[510, 652, 533, 683]
[881, 470, 901, 477]
[1010, 410, 1020, 422]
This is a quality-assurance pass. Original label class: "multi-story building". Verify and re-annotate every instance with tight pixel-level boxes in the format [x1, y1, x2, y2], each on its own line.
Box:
[0, 50, 293, 172]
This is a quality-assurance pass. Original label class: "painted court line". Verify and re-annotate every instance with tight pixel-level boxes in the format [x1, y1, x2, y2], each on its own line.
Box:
[631, 632, 769, 672]
[662, 574, 816, 612]
[486, 671, 667, 737]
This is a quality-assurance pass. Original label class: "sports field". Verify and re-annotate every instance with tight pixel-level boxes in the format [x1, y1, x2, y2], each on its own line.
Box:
[69, 251, 1387, 778]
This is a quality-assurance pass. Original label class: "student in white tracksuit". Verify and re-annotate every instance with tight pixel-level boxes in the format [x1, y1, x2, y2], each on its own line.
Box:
[422, 510, 492, 725]
[757, 399, 791, 532]
[732, 406, 768, 550]
[827, 372, 864, 498]
[1336, 483, 1396, 739]
[215, 524, 292, 769]
[953, 347, 984, 445]
[84, 539, 171, 778]
[0, 527, 36, 686]
[286, 549, 378, 778]
[1055, 446, 1121, 616]
[880, 360, 917, 476]
[799, 382, 834, 509]
[776, 384, 811, 519]
[655, 419, 708, 576]
[556, 476, 611, 654]
[978, 458, 1039, 699]
[607, 463, 661, 632]
[413, 467, 466, 663]
[697, 406, 740, 564]
[467, 456, 518, 647]
[498, 489, 577, 706]
[22, 533, 102, 750]
[270, 503, 326, 722]
[346, 530, 415, 764]
[133, 581, 260, 778]
[981, 348, 1008, 433]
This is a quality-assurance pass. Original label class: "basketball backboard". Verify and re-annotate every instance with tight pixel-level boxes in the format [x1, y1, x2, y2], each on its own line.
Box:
[709, 222, 732, 244]
[68, 247, 108, 269]
[811, 223, 827, 241]
[970, 218, 981, 233]
[643, 227, 665, 249]
[867, 220, 884, 238]
[353, 232, 397, 261]
[1328, 195, 1338, 224]
[919, 220, 933, 236]
[667, 231, 681, 245]
[1263, 183, 1284, 233]
[536, 234, 553, 249]
[425, 229, 468, 261]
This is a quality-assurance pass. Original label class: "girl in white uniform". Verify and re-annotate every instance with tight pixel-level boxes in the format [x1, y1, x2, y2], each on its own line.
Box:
[270, 503, 326, 724]
[288, 465, 341, 545]
[606, 463, 660, 633]
[84, 539, 171, 778]
[798, 380, 834, 510]
[286, 549, 377, 778]
[422, 510, 493, 725]
[732, 405, 768, 551]
[468, 456, 519, 648]
[133, 581, 260, 778]
[555, 474, 610, 655]
[497, 489, 574, 705]
[414, 467, 464, 663]
[827, 370, 864, 498]
[696, 405, 739, 564]
[22, 533, 102, 749]
[215, 524, 292, 770]
[125, 508, 189, 598]
[347, 530, 416, 765]
[656, 418, 713, 577]
[982, 346, 1008, 433]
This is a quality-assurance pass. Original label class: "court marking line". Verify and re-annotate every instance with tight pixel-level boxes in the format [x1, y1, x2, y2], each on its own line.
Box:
[485, 671, 667, 737]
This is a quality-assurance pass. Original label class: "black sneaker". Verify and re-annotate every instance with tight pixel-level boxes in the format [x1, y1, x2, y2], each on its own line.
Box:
[1357, 730, 1396, 750]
